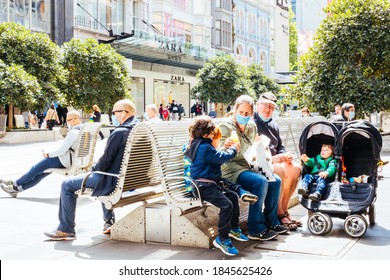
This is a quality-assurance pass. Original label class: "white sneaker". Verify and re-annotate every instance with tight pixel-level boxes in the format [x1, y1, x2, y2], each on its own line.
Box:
[0, 181, 18, 198]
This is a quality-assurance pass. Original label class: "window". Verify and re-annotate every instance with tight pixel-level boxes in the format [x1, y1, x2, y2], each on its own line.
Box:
[215, 20, 231, 48]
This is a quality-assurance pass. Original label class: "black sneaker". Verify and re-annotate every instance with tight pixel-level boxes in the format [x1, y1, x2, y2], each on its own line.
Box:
[248, 229, 278, 241]
[309, 192, 322, 201]
[270, 224, 288, 234]
[103, 218, 115, 234]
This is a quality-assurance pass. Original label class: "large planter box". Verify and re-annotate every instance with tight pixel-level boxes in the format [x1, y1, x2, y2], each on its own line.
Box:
[0, 128, 65, 144]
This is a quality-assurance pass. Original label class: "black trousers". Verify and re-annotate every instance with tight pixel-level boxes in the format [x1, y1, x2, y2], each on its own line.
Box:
[195, 181, 240, 240]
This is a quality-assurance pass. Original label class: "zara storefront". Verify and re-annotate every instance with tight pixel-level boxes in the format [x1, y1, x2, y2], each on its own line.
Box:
[113, 39, 204, 119]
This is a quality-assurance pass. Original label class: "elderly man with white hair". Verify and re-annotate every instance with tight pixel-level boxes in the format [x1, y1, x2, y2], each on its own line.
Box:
[0, 110, 83, 198]
[144, 104, 162, 122]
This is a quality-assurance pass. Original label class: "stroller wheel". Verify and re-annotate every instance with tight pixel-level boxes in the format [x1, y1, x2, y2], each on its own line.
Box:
[344, 214, 368, 238]
[368, 205, 376, 225]
[307, 213, 332, 236]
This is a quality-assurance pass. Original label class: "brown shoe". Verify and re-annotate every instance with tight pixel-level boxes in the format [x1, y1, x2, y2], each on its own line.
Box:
[44, 230, 76, 241]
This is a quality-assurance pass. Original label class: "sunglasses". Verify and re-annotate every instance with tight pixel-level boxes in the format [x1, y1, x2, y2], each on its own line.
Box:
[112, 110, 128, 114]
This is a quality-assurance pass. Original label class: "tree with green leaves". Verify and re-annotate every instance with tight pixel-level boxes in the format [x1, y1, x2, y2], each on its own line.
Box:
[0, 60, 41, 128]
[0, 22, 63, 110]
[247, 64, 280, 98]
[60, 38, 131, 112]
[289, 8, 298, 71]
[190, 54, 249, 105]
[289, 0, 390, 117]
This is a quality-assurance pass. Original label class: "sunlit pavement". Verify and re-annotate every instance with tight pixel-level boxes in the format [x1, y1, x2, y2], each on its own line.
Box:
[1, 139, 390, 260]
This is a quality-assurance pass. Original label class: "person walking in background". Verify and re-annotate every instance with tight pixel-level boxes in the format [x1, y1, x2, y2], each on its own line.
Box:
[253, 92, 302, 230]
[330, 104, 342, 121]
[22, 110, 31, 128]
[45, 104, 59, 130]
[44, 100, 139, 240]
[195, 102, 202, 116]
[91, 104, 105, 140]
[333, 103, 355, 122]
[56, 104, 68, 127]
[208, 108, 217, 118]
[159, 104, 164, 120]
[301, 107, 312, 117]
[0, 111, 83, 198]
[178, 104, 185, 120]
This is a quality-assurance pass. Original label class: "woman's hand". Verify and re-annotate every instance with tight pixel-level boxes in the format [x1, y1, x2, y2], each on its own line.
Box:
[231, 142, 241, 152]
[281, 152, 293, 163]
[224, 137, 235, 149]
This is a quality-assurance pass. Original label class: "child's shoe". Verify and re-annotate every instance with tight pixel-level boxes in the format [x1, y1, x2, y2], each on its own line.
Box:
[229, 228, 249, 241]
[297, 185, 309, 198]
[309, 192, 321, 201]
[213, 236, 239, 256]
[241, 193, 258, 204]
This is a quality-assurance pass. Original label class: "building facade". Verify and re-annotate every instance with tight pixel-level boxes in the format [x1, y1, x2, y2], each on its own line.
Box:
[1, 0, 290, 117]
[232, 0, 271, 74]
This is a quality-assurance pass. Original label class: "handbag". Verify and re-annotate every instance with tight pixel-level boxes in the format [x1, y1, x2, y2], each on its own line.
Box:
[243, 135, 276, 182]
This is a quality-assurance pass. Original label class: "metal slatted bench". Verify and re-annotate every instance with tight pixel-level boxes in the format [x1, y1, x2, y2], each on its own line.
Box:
[78, 122, 165, 209]
[44, 122, 102, 176]
[77, 117, 328, 248]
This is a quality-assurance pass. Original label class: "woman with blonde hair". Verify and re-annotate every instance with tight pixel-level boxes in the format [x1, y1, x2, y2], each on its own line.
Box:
[91, 104, 104, 140]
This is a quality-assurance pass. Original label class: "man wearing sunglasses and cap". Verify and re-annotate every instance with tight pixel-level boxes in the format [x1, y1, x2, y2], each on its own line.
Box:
[45, 99, 139, 240]
[253, 92, 302, 230]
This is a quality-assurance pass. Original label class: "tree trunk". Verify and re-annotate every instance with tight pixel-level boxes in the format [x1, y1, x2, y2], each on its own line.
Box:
[7, 103, 13, 129]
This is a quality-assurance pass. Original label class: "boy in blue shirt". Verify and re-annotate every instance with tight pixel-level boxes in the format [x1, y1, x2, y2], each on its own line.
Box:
[184, 116, 256, 256]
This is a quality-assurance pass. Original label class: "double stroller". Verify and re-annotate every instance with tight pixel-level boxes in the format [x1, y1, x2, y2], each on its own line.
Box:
[298, 120, 382, 238]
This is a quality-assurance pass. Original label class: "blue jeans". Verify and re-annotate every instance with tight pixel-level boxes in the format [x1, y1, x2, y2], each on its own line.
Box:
[301, 174, 330, 196]
[16, 157, 64, 191]
[57, 173, 114, 234]
[236, 170, 281, 234]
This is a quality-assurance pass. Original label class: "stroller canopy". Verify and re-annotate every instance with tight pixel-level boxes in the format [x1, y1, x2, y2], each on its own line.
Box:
[336, 120, 382, 159]
[299, 121, 339, 157]
[337, 120, 382, 178]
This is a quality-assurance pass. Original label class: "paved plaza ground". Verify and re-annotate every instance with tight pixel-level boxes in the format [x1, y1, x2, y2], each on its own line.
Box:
[1, 138, 390, 279]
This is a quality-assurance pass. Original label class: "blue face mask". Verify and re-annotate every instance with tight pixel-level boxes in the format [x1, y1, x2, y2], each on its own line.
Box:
[259, 114, 272, 123]
[111, 115, 120, 127]
[348, 111, 355, 120]
[143, 112, 149, 121]
[236, 113, 251, 125]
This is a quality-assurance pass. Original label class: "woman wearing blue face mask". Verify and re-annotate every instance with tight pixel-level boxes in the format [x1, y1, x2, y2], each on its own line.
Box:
[218, 95, 287, 241]
[334, 103, 355, 122]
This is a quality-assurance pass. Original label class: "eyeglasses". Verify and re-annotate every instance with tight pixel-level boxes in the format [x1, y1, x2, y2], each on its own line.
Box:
[66, 118, 78, 122]
[112, 110, 128, 114]
[260, 102, 276, 110]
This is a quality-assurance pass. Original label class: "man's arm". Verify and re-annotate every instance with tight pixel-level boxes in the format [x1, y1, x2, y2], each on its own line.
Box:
[48, 129, 79, 158]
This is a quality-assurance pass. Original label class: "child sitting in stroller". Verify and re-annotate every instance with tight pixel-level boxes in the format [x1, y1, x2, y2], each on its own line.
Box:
[298, 144, 337, 201]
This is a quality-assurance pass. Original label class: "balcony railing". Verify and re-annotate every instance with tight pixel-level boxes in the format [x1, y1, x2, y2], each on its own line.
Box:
[75, 15, 98, 30]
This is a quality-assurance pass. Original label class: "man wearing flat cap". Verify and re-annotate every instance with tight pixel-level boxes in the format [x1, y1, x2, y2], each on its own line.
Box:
[253, 92, 302, 230]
